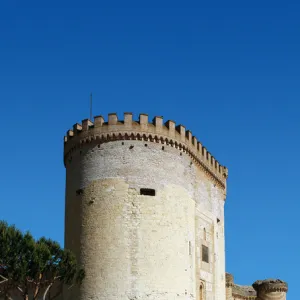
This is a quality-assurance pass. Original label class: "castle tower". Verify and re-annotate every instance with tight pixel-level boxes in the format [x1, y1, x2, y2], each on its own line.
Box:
[225, 273, 234, 300]
[63, 113, 228, 300]
[253, 279, 288, 300]
[224, 273, 288, 300]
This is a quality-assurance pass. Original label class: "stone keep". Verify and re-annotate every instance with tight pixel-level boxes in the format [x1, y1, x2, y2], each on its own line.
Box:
[225, 274, 288, 300]
[63, 113, 228, 300]
[63, 112, 287, 300]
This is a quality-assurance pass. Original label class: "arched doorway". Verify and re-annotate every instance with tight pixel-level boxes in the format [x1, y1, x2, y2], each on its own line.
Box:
[199, 282, 205, 300]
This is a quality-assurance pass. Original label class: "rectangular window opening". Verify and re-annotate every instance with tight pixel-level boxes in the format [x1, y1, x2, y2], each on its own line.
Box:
[140, 188, 156, 196]
[202, 245, 209, 263]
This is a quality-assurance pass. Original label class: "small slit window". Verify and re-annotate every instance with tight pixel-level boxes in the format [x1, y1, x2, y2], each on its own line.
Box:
[76, 189, 84, 196]
[202, 245, 209, 263]
[140, 188, 155, 196]
[200, 283, 204, 300]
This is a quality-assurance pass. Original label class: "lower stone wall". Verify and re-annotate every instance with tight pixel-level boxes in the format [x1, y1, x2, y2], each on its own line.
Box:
[65, 178, 197, 300]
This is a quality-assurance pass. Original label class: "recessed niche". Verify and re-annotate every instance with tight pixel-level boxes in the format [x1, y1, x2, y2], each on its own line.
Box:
[140, 188, 155, 196]
[202, 245, 209, 263]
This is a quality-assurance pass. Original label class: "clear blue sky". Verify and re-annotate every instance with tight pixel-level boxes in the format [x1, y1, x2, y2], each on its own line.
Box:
[0, 0, 299, 298]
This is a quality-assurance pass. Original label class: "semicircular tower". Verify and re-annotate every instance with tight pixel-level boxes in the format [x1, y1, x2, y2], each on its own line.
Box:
[63, 113, 228, 300]
[253, 279, 288, 300]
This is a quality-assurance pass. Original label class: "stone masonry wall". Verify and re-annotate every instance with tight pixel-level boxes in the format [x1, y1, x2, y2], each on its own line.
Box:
[64, 138, 226, 300]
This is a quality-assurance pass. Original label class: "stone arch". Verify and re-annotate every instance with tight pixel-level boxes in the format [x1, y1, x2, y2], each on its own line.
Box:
[199, 281, 205, 300]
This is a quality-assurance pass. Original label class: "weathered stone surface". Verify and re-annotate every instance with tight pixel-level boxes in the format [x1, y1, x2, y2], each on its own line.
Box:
[225, 273, 234, 286]
[232, 284, 256, 298]
[64, 114, 227, 300]
[251, 279, 288, 300]
[253, 279, 288, 293]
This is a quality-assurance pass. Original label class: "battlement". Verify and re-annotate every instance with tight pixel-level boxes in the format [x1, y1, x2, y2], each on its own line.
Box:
[253, 279, 288, 294]
[63, 113, 228, 188]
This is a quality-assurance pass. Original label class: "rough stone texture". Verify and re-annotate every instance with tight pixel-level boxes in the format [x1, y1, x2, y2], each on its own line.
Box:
[64, 139, 226, 300]
[226, 273, 234, 286]
[225, 274, 288, 300]
[225, 273, 234, 300]
[253, 279, 288, 300]
[63, 113, 228, 189]
[252, 279, 288, 293]
[232, 284, 256, 298]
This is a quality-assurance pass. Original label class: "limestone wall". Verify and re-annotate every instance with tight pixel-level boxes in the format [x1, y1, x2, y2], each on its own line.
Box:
[63, 113, 228, 189]
[64, 138, 226, 300]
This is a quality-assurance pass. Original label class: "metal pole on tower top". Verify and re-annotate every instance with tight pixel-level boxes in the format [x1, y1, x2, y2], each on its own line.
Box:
[90, 93, 92, 120]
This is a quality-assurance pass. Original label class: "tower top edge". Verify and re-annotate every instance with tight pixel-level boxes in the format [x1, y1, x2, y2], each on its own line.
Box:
[252, 279, 288, 293]
[63, 113, 228, 188]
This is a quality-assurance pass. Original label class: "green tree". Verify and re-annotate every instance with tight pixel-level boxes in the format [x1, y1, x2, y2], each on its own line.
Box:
[0, 221, 85, 300]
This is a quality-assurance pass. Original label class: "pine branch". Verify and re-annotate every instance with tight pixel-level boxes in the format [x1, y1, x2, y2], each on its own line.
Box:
[43, 283, 53, 300]
[43, 276, 62, 300]
[0, 274, 9, 284]
[49, 282, 63, 300]
[33, 273, 43, 300]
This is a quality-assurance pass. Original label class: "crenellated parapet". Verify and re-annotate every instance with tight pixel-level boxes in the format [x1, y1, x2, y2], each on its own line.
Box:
[253, 279, 288, 297]
[226, 273, 256, 300]
[63, 113, 228, 189]
[226, 273, 234, 287]
[225, 277, 288, 300]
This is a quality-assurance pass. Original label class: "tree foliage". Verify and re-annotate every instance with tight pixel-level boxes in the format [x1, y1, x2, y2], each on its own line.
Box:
[0, 221, 85, 300]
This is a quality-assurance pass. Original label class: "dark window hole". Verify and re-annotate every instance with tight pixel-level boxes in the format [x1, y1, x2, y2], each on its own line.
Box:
[202, 245, 209, 263]
[145, 144, 148, 147]
[140, 188, 155, 196]
[162, 146, 165, 150]
[76, 189, 84, 196]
